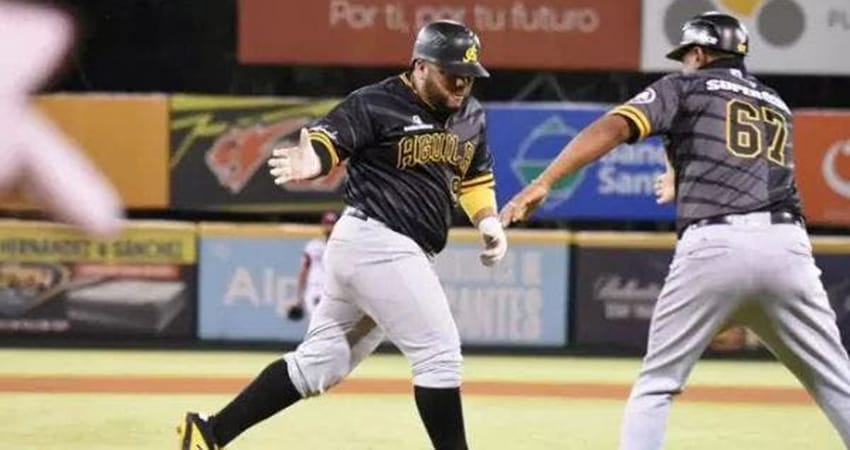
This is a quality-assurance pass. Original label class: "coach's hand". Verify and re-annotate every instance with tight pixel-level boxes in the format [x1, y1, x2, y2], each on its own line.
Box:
[478, 216, 507, 267]
[268, 128, 322, 184]
[499, 181, 550, 226]
[654, 170, 676, 204]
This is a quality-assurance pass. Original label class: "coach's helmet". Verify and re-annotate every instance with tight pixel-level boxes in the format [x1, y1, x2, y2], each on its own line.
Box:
[412, 20, 489, 78]
[666, 12, 749, 61]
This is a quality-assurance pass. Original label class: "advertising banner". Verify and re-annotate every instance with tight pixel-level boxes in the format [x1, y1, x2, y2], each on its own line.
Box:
[814, 239, 850, 354]
[2, 94, 169, 209]
[793, 111, 850, 226]
[488, 103, 675, 221]
[170, 95, 344, 213]
[198, 224, 570, 346]
[239, 0, 640, 70]
[641, 0, 850, 75]
[436, 229, 570, 346]
[197, 224, 317, 342]
[0, 220, 196, 337]
[573, 232, 850, 354]
[572, 233, 674, 352]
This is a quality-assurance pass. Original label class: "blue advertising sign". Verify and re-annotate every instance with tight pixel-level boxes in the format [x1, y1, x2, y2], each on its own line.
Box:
[434, 231, 570, 347]
[487, 103, 675, 221]
[198, 227, 313, 342]
[199, 225, 570, 347]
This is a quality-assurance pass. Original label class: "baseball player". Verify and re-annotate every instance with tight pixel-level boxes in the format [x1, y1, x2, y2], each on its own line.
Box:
[285, 211, 338, 321]
[179, 20, 507, 450]
[501, 11, 850, 450]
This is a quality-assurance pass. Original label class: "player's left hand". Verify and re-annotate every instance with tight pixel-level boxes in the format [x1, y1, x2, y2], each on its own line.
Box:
[268, 128, 321, 184]
[499, 182, 550, 226]
[478, 216, 507, 267]
[654, 170, 676, 204]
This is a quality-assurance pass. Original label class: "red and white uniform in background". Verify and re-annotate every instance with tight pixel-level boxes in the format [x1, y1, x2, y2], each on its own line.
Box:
[301, 237, 326, 315]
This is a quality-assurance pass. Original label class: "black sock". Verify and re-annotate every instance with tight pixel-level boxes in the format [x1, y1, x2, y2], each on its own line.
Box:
[210, 358, 302, 446]
[414, 385, 468, 450]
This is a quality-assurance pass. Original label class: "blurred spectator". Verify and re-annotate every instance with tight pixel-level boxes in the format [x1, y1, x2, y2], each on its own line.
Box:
[285, 211, 339, 321]
[0, 0, 122, 237]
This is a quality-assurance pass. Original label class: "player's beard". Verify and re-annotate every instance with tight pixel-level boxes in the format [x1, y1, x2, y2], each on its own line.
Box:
[422, 74, 472, 115]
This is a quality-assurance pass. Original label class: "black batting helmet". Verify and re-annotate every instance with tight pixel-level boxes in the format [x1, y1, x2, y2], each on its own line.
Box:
[666, 12, 749, 61]
[411, 20, 489, 78]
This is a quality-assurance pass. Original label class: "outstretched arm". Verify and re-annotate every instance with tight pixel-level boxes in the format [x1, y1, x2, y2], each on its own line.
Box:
[499, 114, 633, 225]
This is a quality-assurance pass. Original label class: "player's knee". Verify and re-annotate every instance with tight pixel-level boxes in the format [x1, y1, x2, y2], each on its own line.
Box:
[411, 346, 463, 388]
[630, 372, 685, 400]
[284, 340, 351, 398]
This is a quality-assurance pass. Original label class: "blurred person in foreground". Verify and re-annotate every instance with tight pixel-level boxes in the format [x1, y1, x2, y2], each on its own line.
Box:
[0, 0, 122, 237]
[502, 11, 850, 450]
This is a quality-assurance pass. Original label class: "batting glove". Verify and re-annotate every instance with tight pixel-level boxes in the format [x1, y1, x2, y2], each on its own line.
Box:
[478, 216, 507, 267]
[268, 128, 322, 184]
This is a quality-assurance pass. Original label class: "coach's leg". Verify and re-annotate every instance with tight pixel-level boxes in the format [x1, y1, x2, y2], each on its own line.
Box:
[746, 227, 850, 446]
[355, 251, 467, 450]
[620, 229, 741, 450]
[208, 295, 383, 446]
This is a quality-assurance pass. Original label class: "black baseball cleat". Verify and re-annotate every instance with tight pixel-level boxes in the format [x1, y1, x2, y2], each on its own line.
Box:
[177, 412, 222, 450]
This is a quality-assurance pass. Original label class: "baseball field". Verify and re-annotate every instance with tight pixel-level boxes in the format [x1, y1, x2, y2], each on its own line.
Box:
[0, 348, 842, 449]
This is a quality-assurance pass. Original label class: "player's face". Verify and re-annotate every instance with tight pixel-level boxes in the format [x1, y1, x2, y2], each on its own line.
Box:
[421, 62, 474, 111]
[680, 46, 707, 74]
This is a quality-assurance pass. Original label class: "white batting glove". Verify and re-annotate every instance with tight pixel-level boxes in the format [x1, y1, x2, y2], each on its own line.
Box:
[268, 128, 322, 185]
[478, 216, 508, 267]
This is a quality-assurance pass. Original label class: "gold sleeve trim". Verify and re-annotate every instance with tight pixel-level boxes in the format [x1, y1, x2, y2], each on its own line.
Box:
[461, 173, 494, 187]
[611, 105, 651, 139]
[458, 184, 497, 221]
[459, 180, 495, 194]
[309, 130, 339, 167]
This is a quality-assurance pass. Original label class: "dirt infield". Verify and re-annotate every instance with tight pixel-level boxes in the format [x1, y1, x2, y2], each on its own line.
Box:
[0, 375, 812, 405]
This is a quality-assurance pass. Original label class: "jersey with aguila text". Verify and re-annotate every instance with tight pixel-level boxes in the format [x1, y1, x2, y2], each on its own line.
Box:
[309, 73, 493, 254]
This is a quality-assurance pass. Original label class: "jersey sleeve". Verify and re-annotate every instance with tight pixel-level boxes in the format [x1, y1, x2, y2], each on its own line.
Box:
[609, 74, 683, 142]
[460, 132, 494, 193]
[458, 123, 496, 220]
[307, 91, 377, 174]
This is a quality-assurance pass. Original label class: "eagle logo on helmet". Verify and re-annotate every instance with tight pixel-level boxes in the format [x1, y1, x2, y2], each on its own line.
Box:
[463, 45, 478, 63]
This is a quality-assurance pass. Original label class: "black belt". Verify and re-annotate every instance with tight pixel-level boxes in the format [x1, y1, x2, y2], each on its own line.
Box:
[345, 208, 369, 221]
[345, 207, 387, 226]
[681, 210, 804, 238]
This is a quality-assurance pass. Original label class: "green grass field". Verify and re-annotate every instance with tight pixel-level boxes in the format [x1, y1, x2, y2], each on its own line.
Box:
[0, 349, 843, 449]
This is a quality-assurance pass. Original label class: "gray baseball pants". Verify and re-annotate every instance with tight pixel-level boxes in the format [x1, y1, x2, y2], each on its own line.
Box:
[620, 214, 850, 449]
[283, 209, 462, 397]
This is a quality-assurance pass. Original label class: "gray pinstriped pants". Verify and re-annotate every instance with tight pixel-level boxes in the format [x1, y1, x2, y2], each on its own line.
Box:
[620, 215, 850, 449]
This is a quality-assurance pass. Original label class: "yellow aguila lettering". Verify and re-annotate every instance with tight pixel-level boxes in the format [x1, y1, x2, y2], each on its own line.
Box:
[396, 132, 462, 170]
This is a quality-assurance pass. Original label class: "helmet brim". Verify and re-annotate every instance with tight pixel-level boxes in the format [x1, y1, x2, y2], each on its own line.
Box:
[666, 44, 694, 61]
[440, 61, 490, 78]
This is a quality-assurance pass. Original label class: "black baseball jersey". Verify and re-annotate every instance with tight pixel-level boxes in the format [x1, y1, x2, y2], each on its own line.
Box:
[309, 73, 493, 254]
[610, 58, 802, 232]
